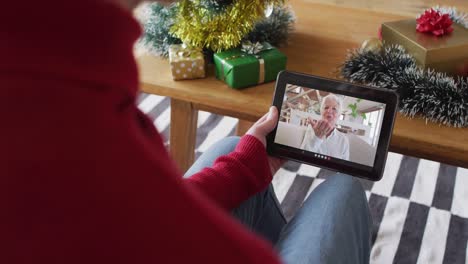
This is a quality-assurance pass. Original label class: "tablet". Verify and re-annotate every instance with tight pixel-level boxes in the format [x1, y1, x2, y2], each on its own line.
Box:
[266, 71, 398, 181]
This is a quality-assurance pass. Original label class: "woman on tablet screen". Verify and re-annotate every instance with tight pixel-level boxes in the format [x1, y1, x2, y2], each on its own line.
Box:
[300, 94, 350, 160]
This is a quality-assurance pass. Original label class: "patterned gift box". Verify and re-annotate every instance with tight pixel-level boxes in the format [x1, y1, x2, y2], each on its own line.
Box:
[168, 44, 206, 80]
[214, 42, 287, 89]
[381, 19, 468, 75]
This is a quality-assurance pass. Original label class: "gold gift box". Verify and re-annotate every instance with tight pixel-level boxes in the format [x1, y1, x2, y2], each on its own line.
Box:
[381, 19, 468, 74]
[168, 44, 206, 81]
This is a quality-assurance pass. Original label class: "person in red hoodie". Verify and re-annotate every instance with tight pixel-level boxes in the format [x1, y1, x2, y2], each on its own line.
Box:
[1, 0, 371, 263]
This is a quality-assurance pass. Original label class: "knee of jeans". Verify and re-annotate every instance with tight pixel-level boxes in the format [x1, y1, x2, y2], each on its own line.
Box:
[329, 174, 372, 241]
[328, 174, 367, 208]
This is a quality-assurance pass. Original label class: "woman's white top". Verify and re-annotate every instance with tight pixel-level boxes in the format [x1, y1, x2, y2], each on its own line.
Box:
[300, 125, 350, 161]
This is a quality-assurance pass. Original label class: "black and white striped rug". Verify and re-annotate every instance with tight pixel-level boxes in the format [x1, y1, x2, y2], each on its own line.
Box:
[138, 93, 468, 264]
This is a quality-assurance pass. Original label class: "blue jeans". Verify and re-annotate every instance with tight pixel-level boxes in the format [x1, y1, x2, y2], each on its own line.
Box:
[185, 137, 372, 264]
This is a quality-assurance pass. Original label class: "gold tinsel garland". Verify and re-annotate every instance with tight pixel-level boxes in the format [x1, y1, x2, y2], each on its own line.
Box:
[170, 0, 284, 52]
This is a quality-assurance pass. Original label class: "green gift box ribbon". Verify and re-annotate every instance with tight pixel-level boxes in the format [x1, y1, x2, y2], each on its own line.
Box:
[214, 41, 287, 89]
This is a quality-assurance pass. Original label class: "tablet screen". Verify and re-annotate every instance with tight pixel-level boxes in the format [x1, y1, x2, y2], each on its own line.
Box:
[273, 84, 386, 168]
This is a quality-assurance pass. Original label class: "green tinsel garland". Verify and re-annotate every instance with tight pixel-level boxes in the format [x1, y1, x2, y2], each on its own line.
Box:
[341, 45, 468, 128]
[245, 5, 295, 47]
[141, 3, 181, 57]
[141, 2, 294, 57]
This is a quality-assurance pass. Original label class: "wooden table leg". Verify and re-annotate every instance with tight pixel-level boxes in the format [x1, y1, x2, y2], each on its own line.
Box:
[170, 99, 198, 173]
[236, 120, 255, 136]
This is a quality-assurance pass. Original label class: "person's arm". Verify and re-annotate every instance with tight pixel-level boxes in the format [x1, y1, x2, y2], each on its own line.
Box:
[300, 124, 323, 151]
[108, 137, 281, 264]
[185, 107, 280, 211]
[184, 135, 272, 211]
[96, 106, 282, 263]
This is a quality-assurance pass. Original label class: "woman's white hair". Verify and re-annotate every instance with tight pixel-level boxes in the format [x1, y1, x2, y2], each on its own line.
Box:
[320, 94, 342, 115]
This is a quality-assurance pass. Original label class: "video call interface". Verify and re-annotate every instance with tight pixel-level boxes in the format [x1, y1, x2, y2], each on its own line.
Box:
[274, 84, 387, 167]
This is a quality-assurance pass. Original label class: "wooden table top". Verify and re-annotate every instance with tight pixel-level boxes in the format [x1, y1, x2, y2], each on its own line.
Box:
[138, 0, 468, 168]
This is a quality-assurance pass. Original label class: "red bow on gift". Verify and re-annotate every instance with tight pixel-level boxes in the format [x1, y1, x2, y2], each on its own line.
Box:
[416, 8, 454, 36]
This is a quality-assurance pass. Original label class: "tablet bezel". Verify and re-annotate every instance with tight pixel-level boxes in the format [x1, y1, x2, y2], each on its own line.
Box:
[266, 70, 399, 181]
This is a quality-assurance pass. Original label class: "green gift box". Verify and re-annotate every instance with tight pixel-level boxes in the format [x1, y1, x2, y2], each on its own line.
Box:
[381, 19, 468, 75]
[214, 42, 287, 89]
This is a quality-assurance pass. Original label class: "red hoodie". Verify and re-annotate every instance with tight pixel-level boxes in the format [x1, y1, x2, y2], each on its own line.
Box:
[0, 1, 282, 263]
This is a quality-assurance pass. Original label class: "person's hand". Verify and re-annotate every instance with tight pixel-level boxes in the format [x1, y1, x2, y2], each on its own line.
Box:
[246, 106, 278, 147]
[306, 117, 315, 127]
[246, 106, 285, 176]
[310, 118, 334, 139]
